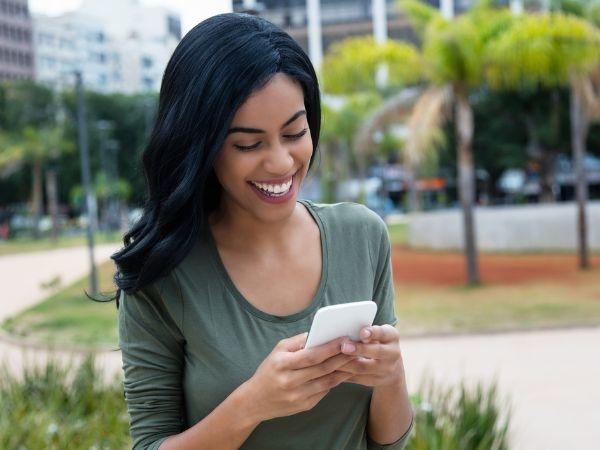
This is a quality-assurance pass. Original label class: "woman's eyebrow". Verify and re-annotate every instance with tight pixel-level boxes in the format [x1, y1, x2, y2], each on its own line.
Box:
[227, 110, 306, 135]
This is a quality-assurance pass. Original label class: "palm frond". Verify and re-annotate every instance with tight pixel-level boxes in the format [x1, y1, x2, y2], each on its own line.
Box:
[354, 87, 423, 158]
[404, 86, 453, 168]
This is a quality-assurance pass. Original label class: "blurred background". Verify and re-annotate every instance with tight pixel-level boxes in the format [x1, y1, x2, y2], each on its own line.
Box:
[0, 0, 599, 449]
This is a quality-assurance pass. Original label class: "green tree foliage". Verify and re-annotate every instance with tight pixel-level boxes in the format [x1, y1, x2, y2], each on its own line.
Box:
[0, 81, 157, 212]
[485, 13, 600, 90]
[321, 36, 422, 95]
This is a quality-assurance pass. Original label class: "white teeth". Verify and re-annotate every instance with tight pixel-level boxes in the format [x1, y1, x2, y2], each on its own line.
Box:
[251, 178, 292, 196]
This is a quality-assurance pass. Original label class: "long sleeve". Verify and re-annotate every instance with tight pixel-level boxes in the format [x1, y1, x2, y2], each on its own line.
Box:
[118, 277, 186, 450]
[366, 215, 413, 450]
[369, 216, 398, 327]
[366, 416, 414, 450]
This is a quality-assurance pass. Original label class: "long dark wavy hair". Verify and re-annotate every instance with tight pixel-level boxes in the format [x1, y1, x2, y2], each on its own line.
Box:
[108, 13, 322, 307]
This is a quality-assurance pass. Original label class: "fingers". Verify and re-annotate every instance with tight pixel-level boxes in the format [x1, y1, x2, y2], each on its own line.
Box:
[290, 353, 357, 385]
[301, 370, 353, 398]
[279, 332, 309, 352]
[341, 339, 400, 361]
[297, 372, 351, 412]
[335, 357, 380, 375]
[357, 324, 399, 344]
[285, 336, 347, 370]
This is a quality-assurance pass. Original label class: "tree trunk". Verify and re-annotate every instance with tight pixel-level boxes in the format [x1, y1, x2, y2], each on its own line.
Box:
[45, 168, 59, 242]
[454, 84, 480, 285]
[524, 113, 556, 203]
[30, 160, 43, 239]
[405, 165, 421, 212]
[569, 82, 590, 270]
[321, 142, 338, 203]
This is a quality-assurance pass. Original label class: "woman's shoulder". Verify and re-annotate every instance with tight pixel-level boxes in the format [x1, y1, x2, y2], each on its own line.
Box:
[302, 199, 386, 236]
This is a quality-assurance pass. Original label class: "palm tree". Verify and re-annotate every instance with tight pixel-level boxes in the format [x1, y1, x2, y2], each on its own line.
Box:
[319, 93, 382, 203]
[391, 0, 516, 285]
[320, 35, 422, 203]
[485, 12, 600, 268]
[0, 125, 73, 239]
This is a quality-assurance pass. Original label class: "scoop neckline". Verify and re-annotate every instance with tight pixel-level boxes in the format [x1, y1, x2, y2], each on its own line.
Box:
[205, 199, 329, 323]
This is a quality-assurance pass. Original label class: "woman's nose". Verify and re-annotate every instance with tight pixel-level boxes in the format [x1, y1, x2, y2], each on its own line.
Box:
[263, 143, 294, 175]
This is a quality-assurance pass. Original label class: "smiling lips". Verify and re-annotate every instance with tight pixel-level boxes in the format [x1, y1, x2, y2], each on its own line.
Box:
[250, 177, 293, 195]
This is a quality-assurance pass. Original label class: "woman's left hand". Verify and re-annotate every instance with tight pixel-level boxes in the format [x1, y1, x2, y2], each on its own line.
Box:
[336, 324, 405, 387]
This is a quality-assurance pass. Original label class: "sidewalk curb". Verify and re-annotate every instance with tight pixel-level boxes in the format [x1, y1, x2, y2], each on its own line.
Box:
[0, 327, 120, 354]
[2, 321, 600, 353]
[399, 322, 600, 341]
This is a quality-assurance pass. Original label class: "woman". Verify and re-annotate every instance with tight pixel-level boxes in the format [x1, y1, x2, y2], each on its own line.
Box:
[113, 12, 413, 450]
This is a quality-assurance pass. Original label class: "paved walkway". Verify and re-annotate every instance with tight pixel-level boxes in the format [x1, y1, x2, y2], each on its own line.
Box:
[0, 244, 119, 322]
[0, 244, 122, 383]
[1, 246, 599, 449]
[401, 327, 600, 450]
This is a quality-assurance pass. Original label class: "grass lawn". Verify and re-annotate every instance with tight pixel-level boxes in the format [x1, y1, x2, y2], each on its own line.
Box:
[395, 265, 600, 336]
[388, 223, 408, 246]
[1, 260, 119, 348]
[3, 238, 600, 348]
[0, 232, 123, 256]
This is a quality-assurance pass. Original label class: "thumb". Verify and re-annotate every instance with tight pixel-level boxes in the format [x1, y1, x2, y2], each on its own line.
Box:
[280, 332, 309, 352]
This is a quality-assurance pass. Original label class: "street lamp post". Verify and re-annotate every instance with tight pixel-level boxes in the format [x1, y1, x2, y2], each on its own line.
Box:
[372, 0, 388, 88]
[510, 0, 524, 15]
[75, 71, 98, 295]
[440, 0, 454, 20]
[307, 0, 323, 70]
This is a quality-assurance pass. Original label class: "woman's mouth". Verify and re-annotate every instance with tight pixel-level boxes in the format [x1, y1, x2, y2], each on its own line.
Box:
[247, 171, 298, 203]
[249, 177, 293, 197]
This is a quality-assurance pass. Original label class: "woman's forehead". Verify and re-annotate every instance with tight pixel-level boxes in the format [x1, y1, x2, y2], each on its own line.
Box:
[232, 74, 305, 124]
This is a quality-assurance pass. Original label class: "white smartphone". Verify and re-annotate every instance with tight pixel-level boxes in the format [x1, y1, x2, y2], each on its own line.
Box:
[304, 301, 377, 349]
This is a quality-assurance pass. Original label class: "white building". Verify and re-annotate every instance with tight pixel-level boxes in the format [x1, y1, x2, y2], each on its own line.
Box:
[33, 0, 181, 93]
[33, 12, 113, 92]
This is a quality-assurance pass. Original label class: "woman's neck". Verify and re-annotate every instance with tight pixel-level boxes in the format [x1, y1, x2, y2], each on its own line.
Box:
[208, 200, 305, 256]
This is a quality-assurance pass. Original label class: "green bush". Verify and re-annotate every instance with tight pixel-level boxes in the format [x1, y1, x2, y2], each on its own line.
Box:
[0, 355, 130, 450]
[0, 357, 510, 449]
[407, 379, 511, 450]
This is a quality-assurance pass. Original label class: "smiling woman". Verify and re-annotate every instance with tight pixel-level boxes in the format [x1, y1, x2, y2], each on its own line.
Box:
[110, 12, 412, 450]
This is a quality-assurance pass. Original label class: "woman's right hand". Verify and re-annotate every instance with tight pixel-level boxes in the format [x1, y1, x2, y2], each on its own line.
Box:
[241, 332, 357, 422]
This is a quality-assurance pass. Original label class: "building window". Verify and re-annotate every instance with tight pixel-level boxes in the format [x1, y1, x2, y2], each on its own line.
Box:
[167, 15, 181, 40]
[142, 76, 154, 90]
[141, 56, 153, 68]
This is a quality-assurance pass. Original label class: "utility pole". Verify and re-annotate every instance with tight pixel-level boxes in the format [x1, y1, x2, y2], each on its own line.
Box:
[510, 0, 524, 15]
[440, 0, 454, 20]
[307, 0, 323, 70]
[372, 0, 388, 88]
[75, 71, 98, 295]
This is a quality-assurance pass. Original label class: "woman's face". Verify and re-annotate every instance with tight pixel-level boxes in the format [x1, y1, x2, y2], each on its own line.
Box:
[213, 72, 313, 224]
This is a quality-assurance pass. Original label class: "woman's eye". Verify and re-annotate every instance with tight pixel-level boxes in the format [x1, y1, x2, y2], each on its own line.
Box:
[234, 142, 261, 151]
[233, 128, 307, 152]
[285, 128, 308, 140]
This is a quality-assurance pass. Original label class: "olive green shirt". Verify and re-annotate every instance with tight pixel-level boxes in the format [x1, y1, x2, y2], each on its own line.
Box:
[119, 199, 413, 450]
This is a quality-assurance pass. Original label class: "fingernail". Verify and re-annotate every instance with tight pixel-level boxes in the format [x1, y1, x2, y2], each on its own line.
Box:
[343, 342, 356, 353]
[362, 329, 371, 338]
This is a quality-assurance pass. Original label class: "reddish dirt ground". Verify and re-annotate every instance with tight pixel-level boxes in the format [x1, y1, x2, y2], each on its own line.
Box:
[391, 246, 600, 286]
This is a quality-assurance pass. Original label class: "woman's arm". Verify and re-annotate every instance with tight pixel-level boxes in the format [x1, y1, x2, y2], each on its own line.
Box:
[121, 287, 263, 450]
[366, 213, 414, 448]
[159, 380, 261, 450]
[368, 373, 413, 446]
